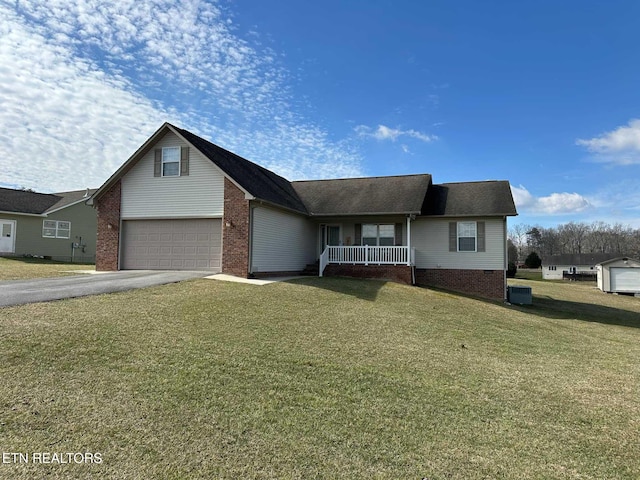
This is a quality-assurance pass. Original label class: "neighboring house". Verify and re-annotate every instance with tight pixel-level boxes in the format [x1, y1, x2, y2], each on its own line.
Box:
[89, 123, 518, 300]
[542, 253, 620, 280]
[0, 188, 97, 263]
[597, 257, 640, 294]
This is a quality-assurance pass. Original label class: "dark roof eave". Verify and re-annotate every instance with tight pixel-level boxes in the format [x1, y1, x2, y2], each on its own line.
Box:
[309, 210, 421, 217]
[252, 198, 308, 216]
[420, 212, 517, 218]
[0, 210, 46, 217]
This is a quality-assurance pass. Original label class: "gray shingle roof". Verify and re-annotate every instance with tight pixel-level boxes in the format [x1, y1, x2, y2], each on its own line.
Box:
[543, 253, 621, 266]
[92, 123, 518, 219]
[292, 175, 432, 216]
[0, 188, 60, 214]
[173, 125, 308, 214]
[0, 188, 96, 215]
[421, 181, 517, 217]
[47, 189, 97, 212]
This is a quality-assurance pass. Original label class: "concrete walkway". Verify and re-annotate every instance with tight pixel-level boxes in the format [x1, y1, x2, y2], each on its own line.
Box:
[205, 274, 305, 285]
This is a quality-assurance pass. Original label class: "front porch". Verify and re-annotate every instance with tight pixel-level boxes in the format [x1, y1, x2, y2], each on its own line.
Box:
[315, 217, 416, 281]
[319, 245, 415, 277]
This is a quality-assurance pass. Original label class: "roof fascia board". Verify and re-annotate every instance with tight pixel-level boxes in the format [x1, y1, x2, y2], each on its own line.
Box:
[419, 213, 517, 219]
[597, 257, 638, 266]
[46, 196, 93, 214]
[251, 199, 308, 216]
[0, 210, 45, 217]
[308, 211, 421, 217]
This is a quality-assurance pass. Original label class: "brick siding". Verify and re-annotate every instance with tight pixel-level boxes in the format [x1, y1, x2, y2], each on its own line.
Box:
[222, 178, 250, 277]
[324, 264, 412, 284]
[95, 180, 121, 271]
[415, 268, 506, 300]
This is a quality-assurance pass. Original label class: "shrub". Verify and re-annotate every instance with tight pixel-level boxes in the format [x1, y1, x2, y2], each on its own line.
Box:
[525, 251, 542, 269]
[507, 262, 517, 278]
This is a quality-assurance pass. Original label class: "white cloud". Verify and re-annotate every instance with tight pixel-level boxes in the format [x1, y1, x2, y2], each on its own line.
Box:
[511, 185, 591, 215]
[0, 6, 168, 192]
[576, 119, 640, 165]
[356, 124, 438, 143]
[0, 1, 363, 192]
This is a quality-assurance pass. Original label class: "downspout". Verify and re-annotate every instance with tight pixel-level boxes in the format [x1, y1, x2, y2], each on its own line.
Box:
[248, 204, 255, 277]
[503, 216, 508, 301]
[407, 215, 415, 285]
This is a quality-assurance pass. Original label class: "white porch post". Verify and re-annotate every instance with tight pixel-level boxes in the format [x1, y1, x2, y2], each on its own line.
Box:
[406, 215, 412, 266]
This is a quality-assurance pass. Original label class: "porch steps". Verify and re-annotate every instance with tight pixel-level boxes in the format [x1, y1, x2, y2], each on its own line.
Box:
[301, 261, 319, 276]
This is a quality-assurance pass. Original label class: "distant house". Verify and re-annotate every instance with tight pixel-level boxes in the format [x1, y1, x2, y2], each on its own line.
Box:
[597, 257, 640, 294]
[89, 123, 518, 300]
[0, 188, 97, 263]
[542, 253, 619, 280]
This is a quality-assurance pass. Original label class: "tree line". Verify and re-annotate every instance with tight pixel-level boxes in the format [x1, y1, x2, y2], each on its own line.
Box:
[508, 221, 640, 264]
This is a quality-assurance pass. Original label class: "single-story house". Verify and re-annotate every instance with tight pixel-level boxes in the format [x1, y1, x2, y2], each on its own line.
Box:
[541, 253, 620, 280]
[597, 257, 640, 294]
[89, 123, 518, 300]
[0, 187, 97, 262]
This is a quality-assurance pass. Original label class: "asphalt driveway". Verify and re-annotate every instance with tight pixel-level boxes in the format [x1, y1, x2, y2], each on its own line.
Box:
[0, 271, 214, 307]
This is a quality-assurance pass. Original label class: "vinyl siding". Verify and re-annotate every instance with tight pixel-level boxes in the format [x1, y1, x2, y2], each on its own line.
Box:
[542, 265, 596, 280]
[251, 206, 316, 273]
[1, 202, 97, 262]
[412, 217, 506, 270]
[121, 131, 224, 219]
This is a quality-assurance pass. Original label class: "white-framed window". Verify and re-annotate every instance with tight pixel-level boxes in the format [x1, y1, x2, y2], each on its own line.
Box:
[362, 224, 395, 246]
[43, 220, 71, 239]
[457, 221, 477, 252]
[162, 146, 180, 177]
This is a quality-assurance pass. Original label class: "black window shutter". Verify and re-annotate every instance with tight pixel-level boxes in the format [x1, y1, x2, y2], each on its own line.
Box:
[477, 221, 486, 252]
[154, 149, 162, 177]
[395, 223, 403, 245]
[180, 146, 189, 176]
[449, 222, 457, 252]
[355, 224, 362, 245]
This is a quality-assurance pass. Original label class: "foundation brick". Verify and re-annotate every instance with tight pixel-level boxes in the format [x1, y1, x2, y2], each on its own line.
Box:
[415, 268, 506, 300]
[324, 264, 412, 284]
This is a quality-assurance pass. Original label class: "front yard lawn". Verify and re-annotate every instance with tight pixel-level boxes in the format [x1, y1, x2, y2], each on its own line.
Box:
[1, 277, 638, 479]
[0, 257, 94, 281]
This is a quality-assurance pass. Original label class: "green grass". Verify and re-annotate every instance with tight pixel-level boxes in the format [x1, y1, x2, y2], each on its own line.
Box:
[0, 257, 94, 280]
[514, 268, 542, 280]
[1, 277, 639, 479]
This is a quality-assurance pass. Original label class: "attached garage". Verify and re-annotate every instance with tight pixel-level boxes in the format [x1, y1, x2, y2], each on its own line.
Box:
[597, 257, 640, 294]
[121, 219, 221, 271]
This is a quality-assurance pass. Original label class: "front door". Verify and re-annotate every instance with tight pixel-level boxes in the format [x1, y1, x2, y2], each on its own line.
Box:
[327, 225, 340, 246]
[0, 220, 16, 253]
[321, 224, 341, 253]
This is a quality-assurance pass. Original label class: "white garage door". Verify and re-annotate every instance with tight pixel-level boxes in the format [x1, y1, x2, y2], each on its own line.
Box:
[122, 219, 221, 271]
[610, 267, 640, 292]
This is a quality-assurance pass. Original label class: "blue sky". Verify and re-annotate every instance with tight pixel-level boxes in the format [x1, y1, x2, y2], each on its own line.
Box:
[1, 0, 640, 228]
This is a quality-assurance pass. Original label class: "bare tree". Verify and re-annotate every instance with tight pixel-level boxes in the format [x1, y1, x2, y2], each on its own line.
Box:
[509, 221, 640, 257]
[508, 223, 531, 261]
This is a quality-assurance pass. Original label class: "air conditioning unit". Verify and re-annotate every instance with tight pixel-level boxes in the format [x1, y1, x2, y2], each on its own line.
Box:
[508, 285, 532, 305]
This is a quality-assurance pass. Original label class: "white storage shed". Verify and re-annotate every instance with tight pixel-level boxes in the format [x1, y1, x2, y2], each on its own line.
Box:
[597, 257, 640, 294]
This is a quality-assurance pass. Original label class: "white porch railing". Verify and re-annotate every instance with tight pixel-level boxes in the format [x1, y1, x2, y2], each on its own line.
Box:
[319, 246, 415, 277]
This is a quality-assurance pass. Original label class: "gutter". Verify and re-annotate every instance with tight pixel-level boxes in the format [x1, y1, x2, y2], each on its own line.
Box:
[0, 210, 46, 217]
